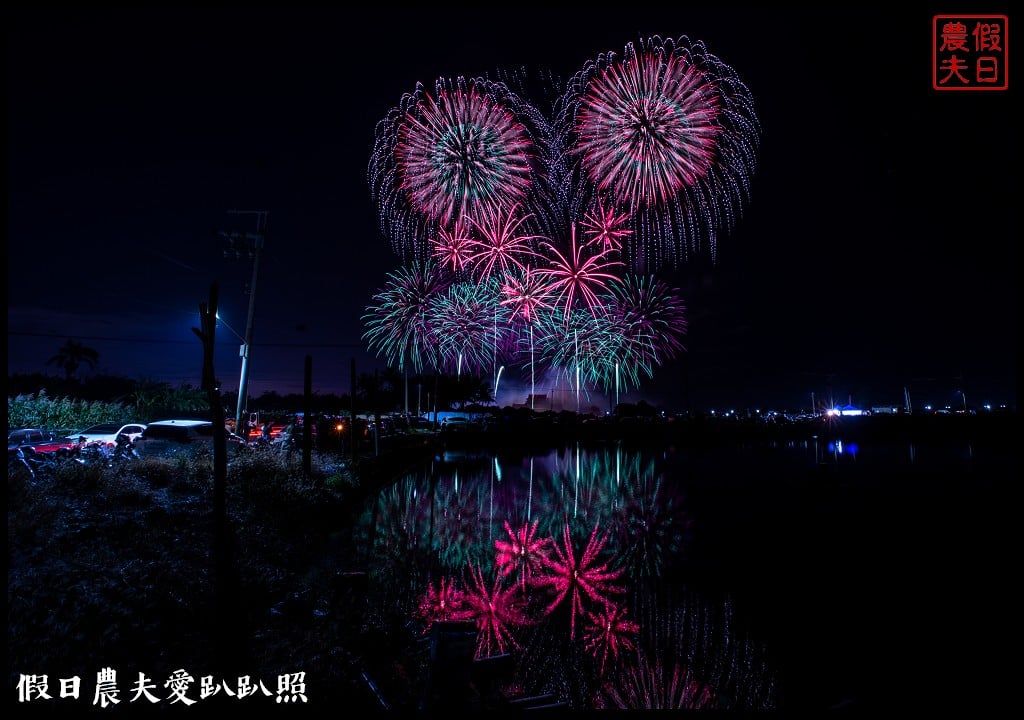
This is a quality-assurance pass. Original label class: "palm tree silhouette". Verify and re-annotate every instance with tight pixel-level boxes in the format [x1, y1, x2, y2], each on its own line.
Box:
[46, 340, 99, 381]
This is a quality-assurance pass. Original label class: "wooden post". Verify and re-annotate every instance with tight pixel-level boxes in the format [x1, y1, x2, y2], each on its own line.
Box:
[350, 357, 357, 465]
[192, 283, 241, 675]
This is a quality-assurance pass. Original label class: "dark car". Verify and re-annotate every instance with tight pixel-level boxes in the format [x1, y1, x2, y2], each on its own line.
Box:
[7, 428, 78, 454]
[134, 420, 245, 458]
[440, 416, 477, 434]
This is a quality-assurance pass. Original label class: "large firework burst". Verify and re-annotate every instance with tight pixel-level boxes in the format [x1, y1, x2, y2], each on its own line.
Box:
[560, 35, 760, 271]
[370, 75, 556, 263]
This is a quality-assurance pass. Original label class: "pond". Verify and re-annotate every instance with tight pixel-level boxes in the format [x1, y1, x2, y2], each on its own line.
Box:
[350, 432, 1011, 711]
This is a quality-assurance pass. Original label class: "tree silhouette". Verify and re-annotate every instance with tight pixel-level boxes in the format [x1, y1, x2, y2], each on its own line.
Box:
[46, 340, 99, 381]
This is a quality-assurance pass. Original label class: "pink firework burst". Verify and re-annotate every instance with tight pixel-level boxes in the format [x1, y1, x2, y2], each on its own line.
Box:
[534, 224, 624, 321]
[395, 81, 534, 227]
[429, 217, 475, 275]
[494, 519, 552, 593]
[415, 576, 472, 631]
[583, 601, 640, 675]
[575, 50, 721, 208]
[465, 202, 544, 281]
[562, 35, 760, 271]
[462, 564, 532, 658]
[499, 267, 552, 325]
[534, 522, 625, 641]
[580, 198, 633, 253]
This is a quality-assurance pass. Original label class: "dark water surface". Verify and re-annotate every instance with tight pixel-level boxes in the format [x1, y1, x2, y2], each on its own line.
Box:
[354, 428, 1013, 711]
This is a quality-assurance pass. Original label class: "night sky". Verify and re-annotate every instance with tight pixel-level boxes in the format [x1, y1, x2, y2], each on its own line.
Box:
[6, 5, 1017, 413]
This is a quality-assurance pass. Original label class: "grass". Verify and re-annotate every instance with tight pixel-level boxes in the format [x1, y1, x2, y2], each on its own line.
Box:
[7, 446, 422, 712]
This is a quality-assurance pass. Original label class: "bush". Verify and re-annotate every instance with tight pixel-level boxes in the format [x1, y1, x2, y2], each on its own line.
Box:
[7, 391, 139, 432]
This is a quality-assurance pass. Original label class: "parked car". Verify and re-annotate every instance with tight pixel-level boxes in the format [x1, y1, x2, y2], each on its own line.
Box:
[440, 416, 476, 434]
[72, 422, 148, 448]
[133, 419, 245, 458]
[7, 428, 78, 454]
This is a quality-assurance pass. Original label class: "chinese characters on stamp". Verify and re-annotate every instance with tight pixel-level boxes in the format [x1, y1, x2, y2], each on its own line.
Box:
[934, 14, 1008, 90]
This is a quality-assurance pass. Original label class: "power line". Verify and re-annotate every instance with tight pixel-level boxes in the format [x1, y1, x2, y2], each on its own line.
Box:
[7, 330, 366, 349]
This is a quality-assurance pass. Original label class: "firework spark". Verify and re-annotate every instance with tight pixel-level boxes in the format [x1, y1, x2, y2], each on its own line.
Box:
[466, 202, 545, 281]
[580, 199, 633, 254]
[534, 224, 624, 321]
[426, 278, 510, 376]
[429, 217, 476, 275]
[499, 267, 553, 326]
[415, 576, 471, 631]
[603, 274, 688, 384]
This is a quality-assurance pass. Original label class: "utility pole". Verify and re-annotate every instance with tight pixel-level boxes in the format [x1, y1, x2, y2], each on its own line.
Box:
[217, 210, 268, 429]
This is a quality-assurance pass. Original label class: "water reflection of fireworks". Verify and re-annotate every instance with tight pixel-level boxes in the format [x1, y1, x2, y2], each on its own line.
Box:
[363, 446, 779, 710]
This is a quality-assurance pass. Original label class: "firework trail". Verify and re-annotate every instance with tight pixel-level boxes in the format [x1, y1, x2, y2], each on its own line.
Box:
[559, 35, 760, 272]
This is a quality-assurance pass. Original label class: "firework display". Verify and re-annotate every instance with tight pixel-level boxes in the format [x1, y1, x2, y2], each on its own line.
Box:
[365, 34, 759, 402]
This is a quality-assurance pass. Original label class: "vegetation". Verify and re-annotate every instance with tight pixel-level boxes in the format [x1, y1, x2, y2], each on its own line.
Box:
[7, 445, 398, 711]
[8, 366, 497, 432]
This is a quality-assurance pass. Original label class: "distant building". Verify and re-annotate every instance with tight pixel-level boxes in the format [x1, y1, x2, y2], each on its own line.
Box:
[828, 403, 868, 417]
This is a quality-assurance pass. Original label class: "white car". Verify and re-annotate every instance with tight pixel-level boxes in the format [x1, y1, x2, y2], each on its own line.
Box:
[73, 422, 148, 448]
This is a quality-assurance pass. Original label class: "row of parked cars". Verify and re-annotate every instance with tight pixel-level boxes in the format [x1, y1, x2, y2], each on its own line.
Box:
[8, 420, 247, 459]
